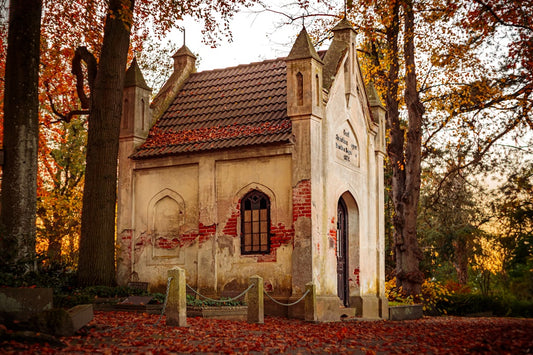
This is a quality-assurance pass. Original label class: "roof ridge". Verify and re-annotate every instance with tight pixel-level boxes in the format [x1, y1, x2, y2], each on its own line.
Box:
[191, 57, 287, 75]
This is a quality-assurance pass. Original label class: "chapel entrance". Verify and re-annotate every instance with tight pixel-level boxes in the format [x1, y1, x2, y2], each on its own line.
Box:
[337, 198, 349, 306]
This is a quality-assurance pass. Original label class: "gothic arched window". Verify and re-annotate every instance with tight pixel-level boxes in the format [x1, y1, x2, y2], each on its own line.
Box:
[296, 72, 303, 106]
[241, 190, 270, 254]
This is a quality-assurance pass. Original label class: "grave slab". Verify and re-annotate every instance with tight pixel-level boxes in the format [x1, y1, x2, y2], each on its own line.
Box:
[0, 288, 53, 321]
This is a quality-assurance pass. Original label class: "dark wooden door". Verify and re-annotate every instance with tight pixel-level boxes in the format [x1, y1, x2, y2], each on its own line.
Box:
[337, 199, 349, 306]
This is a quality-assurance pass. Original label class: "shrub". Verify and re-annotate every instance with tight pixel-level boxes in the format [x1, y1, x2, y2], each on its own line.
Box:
[420, 279, 453, 315]
[385, 279, 415, 305]
[0, 256, 77, 293]
[186, 294, 245, 307]
[386, 278, 452, 315]
[444, 280, 471, 294]
[438, 293, 533, 317]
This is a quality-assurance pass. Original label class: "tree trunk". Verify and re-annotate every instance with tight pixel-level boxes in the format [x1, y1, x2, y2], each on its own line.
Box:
[390, 0, 425, 296]
[77, 0, 134, 286]
[385, 3, 405, 287]
[453, 237, 469, 284]
[0, 0, 42, 269]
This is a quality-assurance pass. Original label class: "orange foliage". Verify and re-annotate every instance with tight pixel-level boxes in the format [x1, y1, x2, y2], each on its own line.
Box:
[1, 0, 259, 263]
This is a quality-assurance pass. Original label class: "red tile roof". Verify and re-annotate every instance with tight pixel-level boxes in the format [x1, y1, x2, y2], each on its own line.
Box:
[131, 58, 291, 159]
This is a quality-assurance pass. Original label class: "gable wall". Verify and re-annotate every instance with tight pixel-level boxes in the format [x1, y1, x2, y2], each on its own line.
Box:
[318, 50, 382, 308]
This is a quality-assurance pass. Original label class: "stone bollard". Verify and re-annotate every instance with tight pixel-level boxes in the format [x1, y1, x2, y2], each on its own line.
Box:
[247, 275, 264, 324]
[304, 282, 317, 322]
[166, 267, 188, 327]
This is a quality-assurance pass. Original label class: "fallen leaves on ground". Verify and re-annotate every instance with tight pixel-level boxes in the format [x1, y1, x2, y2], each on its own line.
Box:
[1, 312, 532, 354]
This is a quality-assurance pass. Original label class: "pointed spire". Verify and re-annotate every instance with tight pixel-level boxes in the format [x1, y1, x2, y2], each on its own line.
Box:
[332, 16, 354, 32]
[172, 45, 196, 60]
[366, 81, 385, 109]
[124, 57, 150, 90]
[286, 27, 322, 63]
[172, 44, 197, 72]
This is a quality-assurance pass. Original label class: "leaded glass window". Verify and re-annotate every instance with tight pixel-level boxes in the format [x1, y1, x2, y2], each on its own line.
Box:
[241, 190, 270, 254]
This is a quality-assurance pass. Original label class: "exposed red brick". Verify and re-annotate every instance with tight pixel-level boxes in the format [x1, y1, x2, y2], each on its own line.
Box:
[222, 201, 294, 262]
[271, 223, 294, 246]
[353, 268, 360, 286]
[134, 232, 152, 263]
[198, 223, 216, 244]
[258, 222, 294, 262]
[327, 216, 338, 253]
[292, 179, 311, 222]
[154, 236, 180, 249]
[118, 229, 133, 265]
[149, 222, 217, 251]
[222, 202, 240, 236]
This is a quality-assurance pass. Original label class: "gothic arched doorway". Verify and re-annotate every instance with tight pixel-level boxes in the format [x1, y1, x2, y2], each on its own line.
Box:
[337, 198, 349, 306]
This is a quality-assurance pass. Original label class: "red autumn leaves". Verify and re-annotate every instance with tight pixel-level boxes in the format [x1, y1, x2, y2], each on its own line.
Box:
[2, 311, 532, 354]
[144, 120, 292, 149]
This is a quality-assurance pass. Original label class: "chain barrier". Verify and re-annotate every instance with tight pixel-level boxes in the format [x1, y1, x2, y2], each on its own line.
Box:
[263, 289, 310, 307]
[186, 283, 255, 304]
[154, 276, 173, 326]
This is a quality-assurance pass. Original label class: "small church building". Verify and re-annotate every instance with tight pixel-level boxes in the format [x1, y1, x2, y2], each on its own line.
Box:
[117, 18, 388, 321]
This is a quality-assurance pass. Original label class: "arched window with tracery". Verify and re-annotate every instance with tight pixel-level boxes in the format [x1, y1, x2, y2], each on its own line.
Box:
[241, 190, 270, 254]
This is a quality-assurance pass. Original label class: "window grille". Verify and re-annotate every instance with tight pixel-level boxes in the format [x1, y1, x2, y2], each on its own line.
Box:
[241, 190, 270, 254]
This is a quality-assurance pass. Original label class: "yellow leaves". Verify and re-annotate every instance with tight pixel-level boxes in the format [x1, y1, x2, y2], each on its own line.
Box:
[472, 236, 505, 275]
[386, 277, 452, 314]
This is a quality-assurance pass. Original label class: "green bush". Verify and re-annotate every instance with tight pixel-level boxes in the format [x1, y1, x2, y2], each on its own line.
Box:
[81, 285, 147, 298]
[53, 285, 152, 307]
[151, 293, 166, 304]
[0, 256, 77, 293]
[186, 293, 245, 307]
[438, 293, 533, 317]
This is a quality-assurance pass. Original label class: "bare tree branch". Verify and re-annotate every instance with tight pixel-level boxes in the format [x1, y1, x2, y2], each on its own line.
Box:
[44, 81, 90, 124]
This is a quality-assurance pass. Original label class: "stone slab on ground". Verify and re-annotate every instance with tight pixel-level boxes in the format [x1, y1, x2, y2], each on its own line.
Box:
[389, 304, 423, 321]
[30, 304, 94, 337]
[68, 304, 94, 332]
[119, 295, 153, 305]
[187, 306, 248, 320]
[114, 295, 162, 313]
[0, 287, 53, 322]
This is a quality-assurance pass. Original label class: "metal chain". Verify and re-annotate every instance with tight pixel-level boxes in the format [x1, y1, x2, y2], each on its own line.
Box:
[154, 276, 173, 326]
[186, 283, 255, 303]
[263, 289, 310, 307]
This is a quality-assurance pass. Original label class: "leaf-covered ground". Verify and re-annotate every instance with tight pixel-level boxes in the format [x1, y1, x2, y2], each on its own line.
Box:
[1, 311, 532, 354]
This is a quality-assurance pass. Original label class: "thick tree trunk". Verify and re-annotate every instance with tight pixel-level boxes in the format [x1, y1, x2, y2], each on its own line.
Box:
[77, 0, 134, 286]
[453, 238, 469, 284]
[385, 0, 425, 296]
[384, 3, 403, 271]
[0, 0, 42, 269]
[394, 0, 425, 296]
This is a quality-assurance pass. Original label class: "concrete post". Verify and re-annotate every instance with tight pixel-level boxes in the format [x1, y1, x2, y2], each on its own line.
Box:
[304, 282, 317, 322]
[247, 275, 264, 324]
[166, 267, 188, 327]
